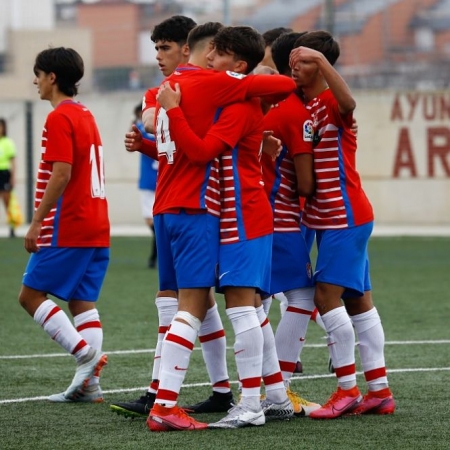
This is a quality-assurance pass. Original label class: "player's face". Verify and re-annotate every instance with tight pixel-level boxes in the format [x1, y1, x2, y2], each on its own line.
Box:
[206, 48, 242, 73]
[33, 70, 53, 101]
[291, 59, 319, 89]
[154, 40, 188, 76]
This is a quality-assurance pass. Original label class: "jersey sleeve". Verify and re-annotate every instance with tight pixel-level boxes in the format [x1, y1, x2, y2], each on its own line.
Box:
[263, 101, 313, 158]
[139, 137, 158, 160]
[327, 94, 354, 129]
[43, 112, 73, 164]
[166, 106, 241, 164]
[203, 71, 295, 109]
[142, 87, 158, 113]
[244, 74, 296, 104]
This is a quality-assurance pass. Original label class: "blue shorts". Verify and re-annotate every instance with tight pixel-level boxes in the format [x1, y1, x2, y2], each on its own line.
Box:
[314, 222, 373, 298]
[217, 234, 272, 293]
[300, 223, 316, 254]
[265, 231, 314, 295]
[154, 211, 219, 290]
[23, 247, 110, 301]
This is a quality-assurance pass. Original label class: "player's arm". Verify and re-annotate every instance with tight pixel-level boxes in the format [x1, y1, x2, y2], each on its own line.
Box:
[142, 108, 155, 134]
[125, 124, 158, 160]
[158, 83, 230, 164]
[142, 88, 158, 133]
[293, 153, 314, 198]
[290, 46, 355, 115]
[245, 73, 296, 104]
[24, 161, 71, 253]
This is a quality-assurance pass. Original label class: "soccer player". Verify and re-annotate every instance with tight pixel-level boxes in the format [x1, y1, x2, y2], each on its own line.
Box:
[18, 47, 108, 402]
[0, 118, 17, 238]
[156, 25, 297, 428]
[259, 30, 322, 417]
[110, 20, 235, 419]
[290, 31, 395, 418]
[142, 15, 196, 134]
[260, 27, 293, 70]
[144, 26, 296, 431]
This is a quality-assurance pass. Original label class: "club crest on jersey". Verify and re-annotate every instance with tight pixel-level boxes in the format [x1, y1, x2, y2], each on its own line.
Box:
[226, 70, 246, 80]
[303, 120, 314, 142]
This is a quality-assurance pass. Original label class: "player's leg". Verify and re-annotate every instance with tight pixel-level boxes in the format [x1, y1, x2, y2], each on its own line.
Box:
[309, 226, 373, 419]
[19, 247, 108, 401]
[345, 270, 395, 415]
[255, 294, 294, 422]
[209, 236, 271, 428]
[147, 212, 217, 431]
[183, 289, 234, 413]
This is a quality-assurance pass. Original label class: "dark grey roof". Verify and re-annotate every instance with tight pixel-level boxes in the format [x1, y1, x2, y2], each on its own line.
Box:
[410, 0, 450, 32]
[240, 0, 322, 32]
[316, 0, 401, 36]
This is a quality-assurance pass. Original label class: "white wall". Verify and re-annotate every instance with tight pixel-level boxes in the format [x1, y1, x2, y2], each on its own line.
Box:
[1, 89, 449, 226]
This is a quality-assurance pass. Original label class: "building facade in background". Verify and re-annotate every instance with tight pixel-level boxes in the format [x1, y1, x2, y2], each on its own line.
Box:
[0, 0, 449, 97]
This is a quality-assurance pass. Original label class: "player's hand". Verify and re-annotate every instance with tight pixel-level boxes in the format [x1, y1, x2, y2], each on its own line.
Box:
[253, 65, 279, 75]
[24, 221, 41, 253]
[262, 130, 282, 161]
[289, 46, 322, 69]
[157, 82, 181, 111]
[124, 124, 143, 152]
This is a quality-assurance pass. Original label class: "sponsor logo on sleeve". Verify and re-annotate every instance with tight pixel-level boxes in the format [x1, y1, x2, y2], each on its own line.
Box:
[226, 70, 246, 80]
[303, 120, 314, 142]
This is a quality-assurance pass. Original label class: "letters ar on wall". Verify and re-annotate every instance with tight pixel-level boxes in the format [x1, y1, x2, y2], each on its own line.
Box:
[391, 93, 450, 178]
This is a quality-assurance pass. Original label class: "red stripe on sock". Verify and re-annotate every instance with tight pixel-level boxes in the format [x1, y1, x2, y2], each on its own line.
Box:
[71, 339, 87, 355]
[213, 380, 231, 389]
[335, 363, 356, 378]
[241, 377, 262, 389]
[311, 308, 319, 322]
[279, 360, 297, 373]
[286, 306, 313, 316]
[198, 329, 225, 343]
[263, 372, 283, 386]
[76, 321, 102, 332]
[43, 306, 61, 324]
[365, 367, 387, 381]
[260, 317, 270, 327]
[165, 332, 195, 350]
[156, 388, 178, 402]
[150, 380, 159, 391]
[158, 325, 169, 334]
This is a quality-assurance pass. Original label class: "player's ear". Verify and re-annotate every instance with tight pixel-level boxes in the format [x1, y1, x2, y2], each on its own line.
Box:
[49, 72, 57, 85]
[181, 43, 190, 58]
[235, 60, 247, 74]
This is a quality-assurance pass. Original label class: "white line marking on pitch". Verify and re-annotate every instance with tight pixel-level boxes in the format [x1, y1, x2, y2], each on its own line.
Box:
[1, 367, 449, 405]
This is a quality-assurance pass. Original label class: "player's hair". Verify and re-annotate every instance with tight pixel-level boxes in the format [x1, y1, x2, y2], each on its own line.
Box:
[33, 47, 84, 97]
[187, 22, 224, 52]
[212, 26, 265, 74]
[134, 103, 142, 117]
[151, 15, 197, 45]
[271, 31, 307, 75]
[294, 30, 340, 66]
[0, 118, 7, 137]
[262, 27, 293, 47]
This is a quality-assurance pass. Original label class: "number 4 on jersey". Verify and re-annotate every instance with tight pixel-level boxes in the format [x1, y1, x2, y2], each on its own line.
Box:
[156, 108, 176, 164]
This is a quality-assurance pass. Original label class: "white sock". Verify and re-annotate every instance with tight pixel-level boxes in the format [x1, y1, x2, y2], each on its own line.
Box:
[226, 306, 263, 408]
[321, 306, 356, 390]
[199, 303, 230, 394]
[352, 307, 389, 391]
[34, 299, 90, 363]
